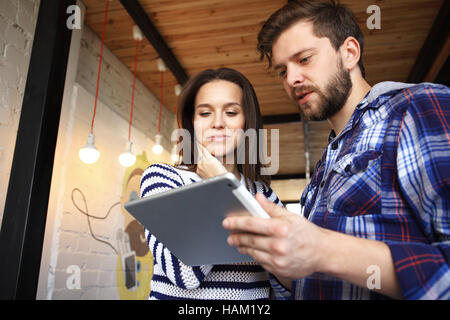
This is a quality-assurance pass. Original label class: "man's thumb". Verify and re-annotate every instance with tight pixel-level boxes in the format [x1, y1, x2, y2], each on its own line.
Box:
[255, 193, 284, 218]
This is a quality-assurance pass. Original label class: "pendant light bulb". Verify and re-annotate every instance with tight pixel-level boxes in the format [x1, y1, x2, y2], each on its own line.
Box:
[174, 84, 182, 96]
[157, 58, 167, 72]
[152, 133, 163, 155]
[119, 141, 136, 167]
[79, 133, 100, 164]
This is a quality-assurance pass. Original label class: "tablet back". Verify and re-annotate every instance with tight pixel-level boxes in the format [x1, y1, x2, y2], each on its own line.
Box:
[124, 173, 253, 266]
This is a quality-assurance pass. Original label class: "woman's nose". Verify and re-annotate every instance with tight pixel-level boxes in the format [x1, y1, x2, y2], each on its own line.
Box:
[212, 114, 225, 129]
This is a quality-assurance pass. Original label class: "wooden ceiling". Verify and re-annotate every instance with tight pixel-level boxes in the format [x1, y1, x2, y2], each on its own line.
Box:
[82, 0, 446, 192]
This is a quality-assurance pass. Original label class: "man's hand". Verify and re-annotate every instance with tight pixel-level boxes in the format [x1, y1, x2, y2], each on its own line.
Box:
[223, 193, 328, 280]
[223, 193, 404, 299]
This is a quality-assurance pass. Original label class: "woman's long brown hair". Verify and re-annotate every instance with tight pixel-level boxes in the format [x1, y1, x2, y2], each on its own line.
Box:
[176, 68, 270, 187]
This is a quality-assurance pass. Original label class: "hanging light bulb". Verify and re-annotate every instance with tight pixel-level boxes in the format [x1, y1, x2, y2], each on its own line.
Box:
[174, 84, 182, 96]
[152, 133, 163, 155]
[79, 133, 100, 164]
[119, 141, 136, 167]
[157, 58, 167, 72]
[119, 25, 141, 168]
[79, 0, 109, 165]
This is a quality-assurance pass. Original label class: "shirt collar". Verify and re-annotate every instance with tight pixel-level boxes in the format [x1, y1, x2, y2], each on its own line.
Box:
[328, 81, 414, 142]
[328, 93, 370, 142]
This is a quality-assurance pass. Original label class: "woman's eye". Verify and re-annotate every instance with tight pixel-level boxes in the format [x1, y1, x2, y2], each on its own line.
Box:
[199, 112, 210, 117]
[226, 111, 238, 116]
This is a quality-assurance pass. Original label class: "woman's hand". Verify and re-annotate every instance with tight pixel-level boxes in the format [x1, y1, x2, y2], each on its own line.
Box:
[196, 143, 228, 179]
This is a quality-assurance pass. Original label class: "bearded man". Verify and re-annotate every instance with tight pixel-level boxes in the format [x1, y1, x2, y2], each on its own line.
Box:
[223, 0, 450, 300]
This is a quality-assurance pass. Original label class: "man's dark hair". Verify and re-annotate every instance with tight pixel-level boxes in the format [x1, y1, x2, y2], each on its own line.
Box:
[257, 0, 366, 78]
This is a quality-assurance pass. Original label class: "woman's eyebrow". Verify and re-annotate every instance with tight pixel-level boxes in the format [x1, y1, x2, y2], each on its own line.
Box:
[194, 103, 211, 109]
[195, 102, 241, 109]
[223, 102, 241, 107]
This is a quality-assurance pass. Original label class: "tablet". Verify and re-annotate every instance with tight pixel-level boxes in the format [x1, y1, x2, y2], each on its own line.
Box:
[124, 172, 269, 266]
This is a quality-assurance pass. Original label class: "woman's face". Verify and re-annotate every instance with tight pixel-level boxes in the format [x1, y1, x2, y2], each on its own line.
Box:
[193, 80, 246, 158]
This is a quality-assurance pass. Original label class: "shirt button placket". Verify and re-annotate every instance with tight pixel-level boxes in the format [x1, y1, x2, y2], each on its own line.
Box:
[331, 142, 338, 150]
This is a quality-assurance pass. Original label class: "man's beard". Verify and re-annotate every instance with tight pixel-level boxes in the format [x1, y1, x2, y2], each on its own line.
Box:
[293, 59, 352, 121]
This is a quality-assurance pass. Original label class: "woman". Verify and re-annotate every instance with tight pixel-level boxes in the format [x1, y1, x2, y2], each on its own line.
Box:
[140, 68, 282, 300]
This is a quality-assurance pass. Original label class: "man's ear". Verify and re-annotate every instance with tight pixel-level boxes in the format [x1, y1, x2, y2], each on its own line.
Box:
[339, 36, 361, 72]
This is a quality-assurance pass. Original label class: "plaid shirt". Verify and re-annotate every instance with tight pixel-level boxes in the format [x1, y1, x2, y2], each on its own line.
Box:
[271, 82, 450, 300]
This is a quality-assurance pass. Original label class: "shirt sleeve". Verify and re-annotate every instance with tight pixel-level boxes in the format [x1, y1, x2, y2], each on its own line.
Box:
[387, 84, 450, 299]
[268, 274, 297, 300]
[140, 163, 213, 289]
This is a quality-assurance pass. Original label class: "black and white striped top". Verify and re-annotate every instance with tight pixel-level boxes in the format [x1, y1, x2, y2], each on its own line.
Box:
[140, 163, 282, 300]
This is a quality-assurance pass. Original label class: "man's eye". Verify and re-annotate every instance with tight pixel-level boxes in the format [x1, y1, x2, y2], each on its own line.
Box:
[277, 70, 286, 78]
[300, 56, 311, 64]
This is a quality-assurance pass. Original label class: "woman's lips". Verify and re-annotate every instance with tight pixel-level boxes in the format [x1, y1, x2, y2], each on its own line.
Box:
[209, 135, 229, 142]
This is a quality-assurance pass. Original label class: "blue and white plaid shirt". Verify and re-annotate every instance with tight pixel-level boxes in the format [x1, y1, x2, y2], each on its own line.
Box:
[271, 82, 450, 300]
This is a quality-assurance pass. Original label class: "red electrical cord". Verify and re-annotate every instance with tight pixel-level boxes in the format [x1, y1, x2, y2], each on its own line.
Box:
[91, 0, 109, 133]
[128, 39, 139, 141]
[158, 69, 164, 133]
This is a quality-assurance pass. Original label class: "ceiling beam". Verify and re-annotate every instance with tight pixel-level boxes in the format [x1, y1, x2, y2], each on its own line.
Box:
[407, 0, 449, 83]
[424, 36, 450, 84]
[119, 0, 189, 85]
[271, 173, 306, 180]
[434, 55, 449, 86]
[262, 113, 301, 125]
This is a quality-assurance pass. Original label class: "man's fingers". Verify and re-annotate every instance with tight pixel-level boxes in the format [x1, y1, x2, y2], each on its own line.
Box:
[237, 246, 276, 273]
[223, 215, 278, 236]
[227, 233, 272, 254]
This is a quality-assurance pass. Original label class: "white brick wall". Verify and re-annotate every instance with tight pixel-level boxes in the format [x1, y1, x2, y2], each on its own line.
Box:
[1, 1, 177, 300]
[0, 0, 40, 224]
[37, 2, 177, 299]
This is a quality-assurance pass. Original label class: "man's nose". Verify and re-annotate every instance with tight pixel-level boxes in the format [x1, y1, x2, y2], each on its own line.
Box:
[286, 66, 305, 89]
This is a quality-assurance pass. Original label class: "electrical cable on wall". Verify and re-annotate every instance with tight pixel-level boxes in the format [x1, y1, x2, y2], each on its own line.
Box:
[71, 188, 120, 255]
[152, 58, 166, 155]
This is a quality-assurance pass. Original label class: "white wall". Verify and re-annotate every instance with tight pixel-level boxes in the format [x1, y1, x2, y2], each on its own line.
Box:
[0, 0, 177, 300]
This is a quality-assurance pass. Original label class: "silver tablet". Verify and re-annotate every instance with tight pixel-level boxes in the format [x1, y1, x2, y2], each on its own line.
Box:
[124, 172, 269, 266]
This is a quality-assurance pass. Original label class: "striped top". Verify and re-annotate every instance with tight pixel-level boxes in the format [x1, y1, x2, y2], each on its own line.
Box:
[140, 163, 282, 300]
